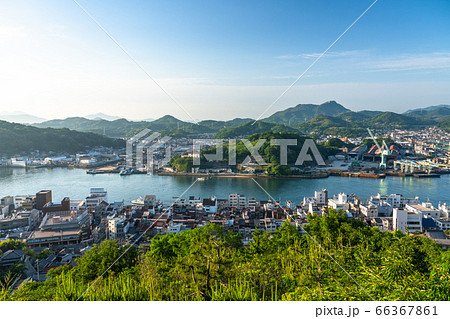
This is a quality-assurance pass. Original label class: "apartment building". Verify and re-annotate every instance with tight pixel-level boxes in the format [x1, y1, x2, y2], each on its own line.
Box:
[229, 193, 246, 209]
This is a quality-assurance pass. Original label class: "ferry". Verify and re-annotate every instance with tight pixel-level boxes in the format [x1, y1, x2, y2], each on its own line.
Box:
[131, 197, 145, 206]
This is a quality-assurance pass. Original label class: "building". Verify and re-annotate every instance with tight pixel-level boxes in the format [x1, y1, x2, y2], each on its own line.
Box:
[202, 197, 217, 214]
[360, 203, 378, 218]
[229, 193, 246, 209]
[36, 190, 52, 210]
[26, 229, 81, 248]
[43, 197, 70, 215]
[1, 196, 15, 212]
[405, 203, 440, 219]
[0, 250, 25, 268]
[314, 189, 328, 205]
[85, 188, 108, 207]
[328, 193, 349, 211]
[393, 208, 422, 233]
[144, 195, 156, 207]
[107, 216, 129, 240]
[435, 218, 450, 231]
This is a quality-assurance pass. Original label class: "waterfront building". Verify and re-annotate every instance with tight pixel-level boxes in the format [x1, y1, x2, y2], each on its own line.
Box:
[43, 197, 70, 215]
[229, 193, 247, 209]
[393, 208, 422, 233]
[36, 190, 52, 210]
[85, 188, 108, 207]
[360, 203, 378, 218]
[328, 193, 349, 211]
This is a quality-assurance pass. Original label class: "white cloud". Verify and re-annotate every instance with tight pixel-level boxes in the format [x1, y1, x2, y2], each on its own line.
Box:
[275, 50, 370, 60]
[366, 52, 450, 72]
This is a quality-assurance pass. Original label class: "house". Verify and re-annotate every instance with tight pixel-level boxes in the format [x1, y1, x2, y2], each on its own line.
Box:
[202, 197, 217, 214]
[393, 208, 422, 233]
[360, 203, 378, 218]
[0, 249, 25, 267]
[328, 193, 349, 211]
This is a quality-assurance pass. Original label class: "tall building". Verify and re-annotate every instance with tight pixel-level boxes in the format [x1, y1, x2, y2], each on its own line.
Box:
[229, 193, 246, 209]
[36, 190, 52, 210]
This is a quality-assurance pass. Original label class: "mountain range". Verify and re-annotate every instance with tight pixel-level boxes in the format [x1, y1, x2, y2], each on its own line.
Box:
[0, 120, 124, 155]
[27, 101, 450, 138]
[0, 112, 47, 124]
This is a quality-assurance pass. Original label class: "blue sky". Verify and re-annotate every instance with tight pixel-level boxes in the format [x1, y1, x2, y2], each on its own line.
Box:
[0, 0, 449, 120]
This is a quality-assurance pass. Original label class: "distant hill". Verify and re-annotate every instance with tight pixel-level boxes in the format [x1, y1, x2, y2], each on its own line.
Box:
[215, 121, 301, 139]
[404, 106, 450, 122]
[405, 104, 450, 113]
[297, 111, 432, 137]
[199, 118, 254, 130]
[0, 112, 47, 124]
[263, 101, 349, 125]
[437, 117, 450, 132]
[84, 113, 122, 121]
[35, 115, 215, 137]
[0, 120, 124, 155]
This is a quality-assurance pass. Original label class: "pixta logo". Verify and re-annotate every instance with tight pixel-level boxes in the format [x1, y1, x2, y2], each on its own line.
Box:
[126, 129, 172, 172]
[192, 138, 325, 166]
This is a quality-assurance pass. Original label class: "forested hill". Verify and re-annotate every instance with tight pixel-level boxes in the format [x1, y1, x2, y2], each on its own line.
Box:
[0, 120, 124, 155]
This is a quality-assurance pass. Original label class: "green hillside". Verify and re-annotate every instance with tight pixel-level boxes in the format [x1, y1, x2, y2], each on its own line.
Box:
[35, 115, 214, 137]
[297, 111, 432, 136]
[263, 101, 349, 125]
[438, 117, 450, 132]
[405, 106, 450, 122]
[215, 121, 302, 139]
[199, 118, 254, 130]
[0, 120, 124, 155]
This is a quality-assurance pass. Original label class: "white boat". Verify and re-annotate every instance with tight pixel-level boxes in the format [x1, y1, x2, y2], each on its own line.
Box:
[131, 197, 145, 206]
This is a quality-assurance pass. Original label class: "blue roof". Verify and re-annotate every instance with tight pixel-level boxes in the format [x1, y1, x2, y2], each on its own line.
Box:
[422, 218, 436, 228]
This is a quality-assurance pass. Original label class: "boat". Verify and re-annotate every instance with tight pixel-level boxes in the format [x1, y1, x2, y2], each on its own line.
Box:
[119, 168, 131, 176]
[131, 197, 145, 206]
[413, 173, 440, 178]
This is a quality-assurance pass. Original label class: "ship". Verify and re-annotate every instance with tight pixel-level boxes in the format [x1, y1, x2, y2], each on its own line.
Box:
[131, 197, 145, 206]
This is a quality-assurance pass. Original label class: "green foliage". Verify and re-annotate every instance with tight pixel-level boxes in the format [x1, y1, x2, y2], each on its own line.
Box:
[0, 120, 124, 155]
[215, 121, 301, 139]
[0, 239, 26, 253]
[263, 101, 349, 125]
[9, 215, 450, 301]
[296, 111, 435, 137]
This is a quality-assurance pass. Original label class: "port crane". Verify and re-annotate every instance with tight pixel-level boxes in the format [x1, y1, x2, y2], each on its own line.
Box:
[367, 128, 390, 169]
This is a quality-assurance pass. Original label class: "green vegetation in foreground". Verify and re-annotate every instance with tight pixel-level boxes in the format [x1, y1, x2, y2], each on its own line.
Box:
[0, 120, 124, 155]
[3, 210, 450, 301]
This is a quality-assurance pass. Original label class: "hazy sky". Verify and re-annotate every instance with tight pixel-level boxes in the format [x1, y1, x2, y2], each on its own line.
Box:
[1, 0, 450, 121]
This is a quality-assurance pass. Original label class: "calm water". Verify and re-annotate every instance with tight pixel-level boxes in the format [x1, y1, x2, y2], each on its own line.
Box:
[0, 167, 449, 206]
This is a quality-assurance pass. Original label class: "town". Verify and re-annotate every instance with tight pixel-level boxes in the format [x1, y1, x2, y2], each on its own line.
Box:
[1, 183, 450, 290]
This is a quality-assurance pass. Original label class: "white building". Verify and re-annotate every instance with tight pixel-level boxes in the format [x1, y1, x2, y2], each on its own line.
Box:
[70, 200, 84, 211]
[85, 188, 108, 207]
[328, 193, 349, 211]
[107, 216, 129, 240]
[393, 208, 422, 233]
[229, 193, 246, 209]
[248, 197, 257, 208]
[435, 219, 450, 231]
[406, 203, 440, 218]
[360, 203, 378, 218]
[439, 203, 449, 219]
[314, 189, 328, 205]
